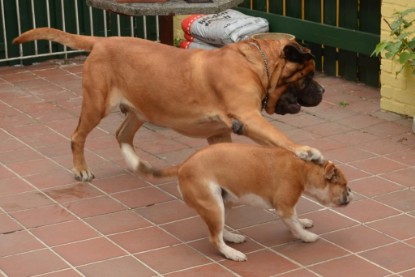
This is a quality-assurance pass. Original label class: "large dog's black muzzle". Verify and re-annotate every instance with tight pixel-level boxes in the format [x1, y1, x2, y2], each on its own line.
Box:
[275, 79, 324, 115]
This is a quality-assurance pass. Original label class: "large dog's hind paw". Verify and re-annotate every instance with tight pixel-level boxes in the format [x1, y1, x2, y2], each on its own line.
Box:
[72, 168, 95, 182]
[295, 146, 324, 164]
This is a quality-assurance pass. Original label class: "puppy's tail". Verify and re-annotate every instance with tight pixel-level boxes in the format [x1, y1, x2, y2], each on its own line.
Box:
[121, 143, 179, 178]
[13, 27, 97, 51]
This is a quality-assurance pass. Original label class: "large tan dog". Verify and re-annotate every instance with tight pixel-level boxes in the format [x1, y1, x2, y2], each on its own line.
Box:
[121, 143, 352, 261]
[13, 28, 325, 181]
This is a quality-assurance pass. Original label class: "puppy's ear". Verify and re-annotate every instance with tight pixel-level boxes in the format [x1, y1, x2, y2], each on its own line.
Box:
[283, 43, 314, 63]
[323, 161, 337, 181]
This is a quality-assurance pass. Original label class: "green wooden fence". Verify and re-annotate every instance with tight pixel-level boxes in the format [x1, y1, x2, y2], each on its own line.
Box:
[1, 0, 381, 86]
[237, 0, 381, 87]
[0, 0, 158, 65]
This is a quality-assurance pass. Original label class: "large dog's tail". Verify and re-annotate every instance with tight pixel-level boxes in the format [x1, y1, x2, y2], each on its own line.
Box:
[13, 27, 97, 51]
[121, 143, 179, 178]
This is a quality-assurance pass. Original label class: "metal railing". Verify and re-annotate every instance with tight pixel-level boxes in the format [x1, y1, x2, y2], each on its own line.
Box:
[0, 0, 159, 64]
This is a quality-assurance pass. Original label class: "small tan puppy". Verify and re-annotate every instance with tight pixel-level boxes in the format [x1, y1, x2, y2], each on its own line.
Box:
[121, 143, 352, 262]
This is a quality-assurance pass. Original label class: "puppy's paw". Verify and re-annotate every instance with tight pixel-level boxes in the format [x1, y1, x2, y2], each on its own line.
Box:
[297, 231, 319, 243]
[223, 248, 247, 262]
[224, 232, 246, 244]
[299, 218, 313, 229]
[294, 146, 324, 164]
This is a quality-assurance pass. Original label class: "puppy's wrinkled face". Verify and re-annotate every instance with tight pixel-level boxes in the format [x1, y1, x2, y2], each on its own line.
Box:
[306, 161, 353, 207]
[275, 74, 324, 115]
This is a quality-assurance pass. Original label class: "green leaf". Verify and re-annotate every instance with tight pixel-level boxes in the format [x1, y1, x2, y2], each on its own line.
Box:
[371, 41, 388, 56]
[385, 41, 402, 55]
[400, 8, 415, 17]
[398, 52, 415, 64]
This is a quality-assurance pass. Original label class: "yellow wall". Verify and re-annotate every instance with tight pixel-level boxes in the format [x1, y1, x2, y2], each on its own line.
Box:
[380, 0, 415, 117]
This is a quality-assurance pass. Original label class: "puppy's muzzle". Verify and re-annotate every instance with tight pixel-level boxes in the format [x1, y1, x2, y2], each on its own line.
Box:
[340, 187, 353, 206]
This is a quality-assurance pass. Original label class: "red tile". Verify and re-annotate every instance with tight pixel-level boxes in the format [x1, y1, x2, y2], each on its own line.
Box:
[53, 238, 125, 266]
[0, 148, 43, 164]
[310, 254, 389, 277]
[134, 136, 189, 155]
[193, 234, 264, 260]
[325, 147, 375, 163]
[135, 244, 210, 274]
[322, 225, 395, 252]
[162, 216, 208, 242]
[349, 176, 404, 197]
[0, 191, 53, 212]
[136, 199, 196, 224]
[157, 181, 182, 198]
[381, 168, 415, 188]
[334, 198, 400, 223]
[336, 164, 370, 181]
[24, 170, 76, 189]
[276, 269, 318, 277]
[109, 226, 180, 253]
[156, 148, 197, 165]
[360, 242, 415, 272]
[360, 138, 410, 155]
[402, 269, 415, 277]
[37, 269, 81, 277]
[298, 209, 357, 234]
[241, 221, 295, 247]
[0, 166, 16, 180]
[221, 249, 298, 276]
[113, 187, 173, 208]
[0, 249, 68, 276]
[304, 122, 352, 137]
[85, 210, 151, 235]
[0, 213, 22, 234]
[367, 214, 415, 240]
[274, 239, 348, 266]
[0, 177, 34, 197]
[386, 149, 415, 166]
[93, 174, 149, 194]
[374, 189, 415, 212]
[340, 114, 384, 129]
[32, 220, 99, 246]
[7, 158, 63, 177]
[64, 196, 126, 218]
[78, 256, 155, 276]
[165, 263, 236, 277]
[10, 204, 75, 228]
[329, 130, 379, 146]
[296, 196, 324, 215]
[45, 183, 103, 203]
[225, 205, 278, 229]
[348, 156, 406, 175]
[0, 230, 44, 257]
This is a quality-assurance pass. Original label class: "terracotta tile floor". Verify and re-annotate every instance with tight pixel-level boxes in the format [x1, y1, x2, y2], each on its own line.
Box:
[0, 58, 415, 277]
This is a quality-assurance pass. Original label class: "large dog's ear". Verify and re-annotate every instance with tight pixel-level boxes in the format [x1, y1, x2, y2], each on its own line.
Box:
[283, 43, 314, 63]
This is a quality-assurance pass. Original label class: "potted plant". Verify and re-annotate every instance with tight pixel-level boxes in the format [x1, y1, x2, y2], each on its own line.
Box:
[372, 7, 415, 133]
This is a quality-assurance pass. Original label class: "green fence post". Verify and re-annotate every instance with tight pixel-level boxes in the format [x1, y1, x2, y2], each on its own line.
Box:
[358, 0, 381, 87]
[323, 0, 337, 76]
[338, 0, 358, 82]
[304, 0, 323, 71]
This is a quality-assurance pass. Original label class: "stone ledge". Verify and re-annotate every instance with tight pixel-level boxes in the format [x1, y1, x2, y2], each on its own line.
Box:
[87, 0, 244, 16]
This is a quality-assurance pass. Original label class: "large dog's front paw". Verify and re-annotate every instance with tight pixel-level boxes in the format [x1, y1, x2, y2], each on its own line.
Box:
[294, 146, 324, 164]
[72, 168, 95, 182]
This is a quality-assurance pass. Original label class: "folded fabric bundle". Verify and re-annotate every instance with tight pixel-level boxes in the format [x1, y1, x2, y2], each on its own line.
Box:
[181, 9, 269, 46]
